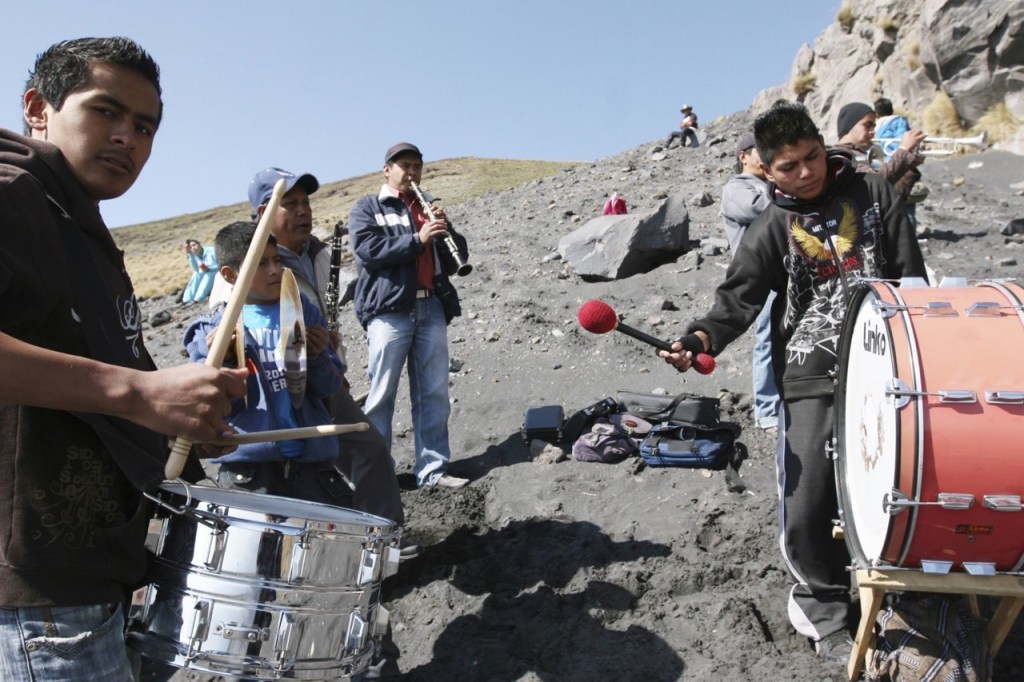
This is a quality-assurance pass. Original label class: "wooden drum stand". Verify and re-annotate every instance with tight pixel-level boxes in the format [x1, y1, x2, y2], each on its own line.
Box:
[845, 566, 1024, 681]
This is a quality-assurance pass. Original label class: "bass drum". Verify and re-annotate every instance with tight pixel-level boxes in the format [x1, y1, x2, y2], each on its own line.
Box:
[127, 481, 401, 681]
[835, 278, 1024, 574]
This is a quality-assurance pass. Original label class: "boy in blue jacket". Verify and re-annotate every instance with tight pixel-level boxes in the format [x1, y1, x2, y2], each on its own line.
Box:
[183, 222, 350, 502]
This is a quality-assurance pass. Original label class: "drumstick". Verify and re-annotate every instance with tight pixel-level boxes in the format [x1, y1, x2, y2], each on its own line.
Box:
[201, 422, 369, 446]
[164, 178, 288, 480]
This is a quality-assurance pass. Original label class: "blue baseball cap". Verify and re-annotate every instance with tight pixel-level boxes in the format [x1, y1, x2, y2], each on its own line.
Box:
[248, 167, 319, 210]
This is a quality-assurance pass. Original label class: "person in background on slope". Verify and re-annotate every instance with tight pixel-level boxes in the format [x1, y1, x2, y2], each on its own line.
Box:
[665, 103, 700, 148]
[0, 36, 245, 682]
[872, 97, 911, 161]
[719, 132, 779, 433]
[603, 191, 627, 215]
[180, 237, 217, 304]
[661, 100, 925, 666]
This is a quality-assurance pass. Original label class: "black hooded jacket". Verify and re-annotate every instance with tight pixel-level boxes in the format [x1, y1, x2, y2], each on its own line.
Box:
[687, 150, 927, 400]
[0, 128, 196, 606]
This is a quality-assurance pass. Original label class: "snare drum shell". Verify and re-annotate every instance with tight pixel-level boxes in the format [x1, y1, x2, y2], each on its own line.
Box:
[836, 280, 1024, 572]
[128, 483, 399, 680]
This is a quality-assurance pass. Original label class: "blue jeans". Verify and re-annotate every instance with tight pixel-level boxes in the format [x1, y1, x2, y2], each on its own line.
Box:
[364, 296, 452, 487]
[753, 292, 780, 428]
[0, 603, 134, 681]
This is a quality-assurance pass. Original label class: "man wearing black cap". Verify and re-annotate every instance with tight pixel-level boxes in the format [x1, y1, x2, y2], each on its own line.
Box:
[665, 104, 700, 148]
[834, 101, 926, 227]
[719, 133, 779, 433]
[348, 142, 470, 490]
[242, 168, 407, 527]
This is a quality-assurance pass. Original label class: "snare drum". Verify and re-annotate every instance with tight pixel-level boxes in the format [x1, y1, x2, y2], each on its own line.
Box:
[835, 278, 1024, 575]
[127, 482, 401, 680]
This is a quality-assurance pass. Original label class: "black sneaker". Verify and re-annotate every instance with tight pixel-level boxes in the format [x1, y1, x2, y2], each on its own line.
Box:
[815, 630, 854, 664]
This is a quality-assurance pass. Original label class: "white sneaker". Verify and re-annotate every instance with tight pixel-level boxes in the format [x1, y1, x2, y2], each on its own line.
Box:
[435, 473, 469, 488]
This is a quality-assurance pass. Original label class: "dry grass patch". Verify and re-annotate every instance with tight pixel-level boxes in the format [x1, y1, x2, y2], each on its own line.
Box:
[792, 72, 817, 97]
[974, 102, 1022, 145]
[922, 91, 968, 139]
[837, 4, 855, 31]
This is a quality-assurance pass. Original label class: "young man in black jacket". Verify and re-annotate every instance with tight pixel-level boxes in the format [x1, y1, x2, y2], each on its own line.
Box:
[661, 100, 926, 665]
[0, 38, 246, 680]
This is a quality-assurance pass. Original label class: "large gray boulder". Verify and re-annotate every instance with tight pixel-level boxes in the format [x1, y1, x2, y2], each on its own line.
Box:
[753, 0, 1024, 153]
[556, 194, 690, 281]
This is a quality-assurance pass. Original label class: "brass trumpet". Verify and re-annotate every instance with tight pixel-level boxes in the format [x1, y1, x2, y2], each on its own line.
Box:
[873, 132, 988, 157]
[409, 181, 472, 277]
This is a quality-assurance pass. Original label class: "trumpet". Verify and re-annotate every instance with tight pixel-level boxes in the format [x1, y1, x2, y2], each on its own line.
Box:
[873, 132, 988, 157]
[855, 144, 886, 170]
[409, 181, 472, 277]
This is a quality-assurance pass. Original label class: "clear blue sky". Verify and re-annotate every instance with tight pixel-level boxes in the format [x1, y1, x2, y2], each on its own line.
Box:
[2, 1, 840, 228]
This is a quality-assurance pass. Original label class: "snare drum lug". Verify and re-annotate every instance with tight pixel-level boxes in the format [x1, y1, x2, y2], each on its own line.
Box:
[983, 495, 1023, 512]
[345, 610, 369, 654]
[287, 540, 310, 583]
[204, 528, 227, 571]
[188, 600, 212, 644]
[358, 547, 381, 585]
[986, 390, 1024, 405]
[272, 617, 295, 666]
[372, 604, 390, 638]
[384, 545, 401, 578]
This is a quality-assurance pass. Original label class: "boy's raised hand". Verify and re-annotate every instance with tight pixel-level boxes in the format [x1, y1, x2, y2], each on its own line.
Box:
[306, 325, 330, 359]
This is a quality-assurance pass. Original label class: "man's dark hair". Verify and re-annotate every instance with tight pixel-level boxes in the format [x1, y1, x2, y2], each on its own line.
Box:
[24, 37, 163, 134]
[874, 97, 894, 117]
[216, 221, 276, 270]
[753, 100, 821, 166]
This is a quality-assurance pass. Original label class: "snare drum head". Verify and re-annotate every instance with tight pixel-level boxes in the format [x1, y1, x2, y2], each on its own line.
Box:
[836, 285, 900, 566]
[159, 481, 393, 530]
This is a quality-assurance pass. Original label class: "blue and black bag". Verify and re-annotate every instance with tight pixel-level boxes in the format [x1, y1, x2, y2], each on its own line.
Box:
[638, 421, 738, 470]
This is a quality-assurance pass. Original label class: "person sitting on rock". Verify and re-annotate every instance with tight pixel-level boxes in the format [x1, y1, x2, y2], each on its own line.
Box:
[665, 104, 699, 148]
[181, 238, 218, 304]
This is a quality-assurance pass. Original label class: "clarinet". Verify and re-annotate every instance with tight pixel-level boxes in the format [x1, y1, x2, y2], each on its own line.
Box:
[409, 181, 472, 277]
[324, 221, 343, 333]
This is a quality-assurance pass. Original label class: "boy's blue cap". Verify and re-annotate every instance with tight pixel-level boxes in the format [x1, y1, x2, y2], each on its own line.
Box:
[248, 167, 319, 210]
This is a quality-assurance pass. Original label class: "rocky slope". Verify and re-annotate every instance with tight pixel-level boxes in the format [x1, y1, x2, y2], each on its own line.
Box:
[754, 0, 1024, 152]
[139, 120, 1024, 679]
